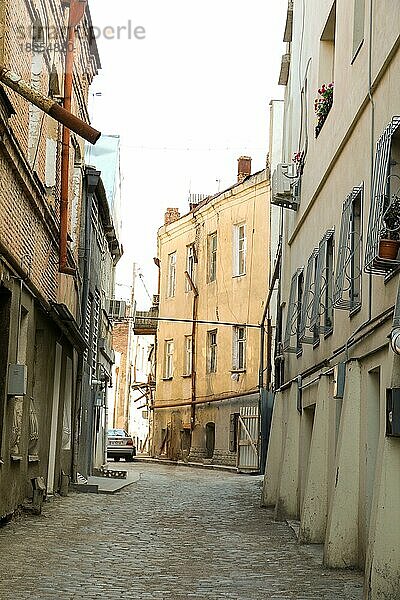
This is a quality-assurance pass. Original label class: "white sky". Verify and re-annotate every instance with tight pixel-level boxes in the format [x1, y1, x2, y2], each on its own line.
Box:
[88, 0, 287, 308]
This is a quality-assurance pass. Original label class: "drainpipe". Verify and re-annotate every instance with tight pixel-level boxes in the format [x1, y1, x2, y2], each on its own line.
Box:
[185, 271, 198, 430]
[259, 239, 282, 390]
[60, 0, 90, 275]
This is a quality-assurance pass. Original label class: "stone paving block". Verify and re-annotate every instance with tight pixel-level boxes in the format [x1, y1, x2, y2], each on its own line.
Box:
[0, 463, 364, 599]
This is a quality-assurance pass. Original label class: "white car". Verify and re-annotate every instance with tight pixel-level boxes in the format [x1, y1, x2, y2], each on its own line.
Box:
[107, 429, 136, 462]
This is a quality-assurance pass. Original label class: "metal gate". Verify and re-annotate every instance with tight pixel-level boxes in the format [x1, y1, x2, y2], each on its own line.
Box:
[237, 405, 260, 473]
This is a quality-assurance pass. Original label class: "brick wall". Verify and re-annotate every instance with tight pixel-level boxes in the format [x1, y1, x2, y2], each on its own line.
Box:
[0, 0, 99, 306]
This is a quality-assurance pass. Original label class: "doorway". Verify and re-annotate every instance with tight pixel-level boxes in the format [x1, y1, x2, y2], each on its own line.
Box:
[205, 422, 215, 458]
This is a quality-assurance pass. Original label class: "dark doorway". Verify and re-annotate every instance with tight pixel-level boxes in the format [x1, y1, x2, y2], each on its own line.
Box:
[205, 422, 215, 458]
[0, 286, 11, 446]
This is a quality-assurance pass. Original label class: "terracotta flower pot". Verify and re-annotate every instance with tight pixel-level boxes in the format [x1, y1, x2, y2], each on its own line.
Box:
[379, 239, 400, 260]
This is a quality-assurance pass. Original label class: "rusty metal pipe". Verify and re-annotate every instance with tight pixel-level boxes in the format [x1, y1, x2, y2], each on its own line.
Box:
[0, 67, 100, 144]
[59, 0, 90, 275]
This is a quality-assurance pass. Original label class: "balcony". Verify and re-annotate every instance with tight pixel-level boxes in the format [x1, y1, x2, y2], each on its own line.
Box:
[134, 296, 159, 335]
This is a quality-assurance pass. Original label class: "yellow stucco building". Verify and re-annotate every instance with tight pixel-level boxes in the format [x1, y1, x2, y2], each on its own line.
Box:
[152, 159, 270, 467]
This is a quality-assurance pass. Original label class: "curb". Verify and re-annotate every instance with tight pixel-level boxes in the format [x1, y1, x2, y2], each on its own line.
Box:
[133, 456, 238, 473]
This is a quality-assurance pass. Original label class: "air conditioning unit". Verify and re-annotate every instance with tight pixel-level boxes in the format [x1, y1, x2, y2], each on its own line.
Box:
[271, 163, 299, 210]
[107, 299, 127, 319]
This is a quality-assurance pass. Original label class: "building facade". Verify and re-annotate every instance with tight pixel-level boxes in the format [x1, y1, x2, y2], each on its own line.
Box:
[0, 0, 100, 518]
[78, 168, 121, 477]
[263, 1, 400, 598]
[152, 159, 270, 467]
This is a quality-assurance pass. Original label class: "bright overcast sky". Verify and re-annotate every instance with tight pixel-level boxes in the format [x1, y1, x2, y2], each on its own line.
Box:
[88, 0, 287, 308]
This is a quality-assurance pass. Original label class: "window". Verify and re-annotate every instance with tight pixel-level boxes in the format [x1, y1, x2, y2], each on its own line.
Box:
[283, 268, 304, 353]
[299, 249, 320, 345]
[207, 330, 217, 373]
[234, 223, 246, 276]
[164, 340, 174, 379]
[28, 19, 45, 168]
[334, 186, 363, 311]
[167, 252, 176, 297]
[310, 230, 335, 336]
[185, 245, 195, 291]
[352, 0, 365, 60]
[208, 232, 217, 282]
[184, 335, 192, 376]
[365, 117, 400, 274]
[319, 2, 336, 85]
[233, 326, 246, 370]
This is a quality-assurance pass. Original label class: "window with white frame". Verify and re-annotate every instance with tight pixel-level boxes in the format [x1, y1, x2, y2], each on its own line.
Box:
[184, 335, 192, 375]
[185, 244, 195, 291]
[207, 330, 217, 373]
[208, 232, 217, 282]
[233, 326, 246, 370]
[164, 340, 174, 378]
[167, 252, 176, 297]
[233, 223, 246, 276]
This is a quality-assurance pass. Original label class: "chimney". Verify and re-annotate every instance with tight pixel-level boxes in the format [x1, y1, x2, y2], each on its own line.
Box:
[164, 207, 180, 226]
[237, 156, 252, 183]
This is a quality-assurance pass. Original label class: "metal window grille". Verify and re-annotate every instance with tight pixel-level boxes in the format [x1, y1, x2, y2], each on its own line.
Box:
[209, 232, 217, 282]
[298, 249, 319, 344]
[310, 230, 335, 335]
[167, 252, 176, 297]
[83, 295, 92, 362]
[283, 267, 304, 353]
[208, 330, 217, 372]
[91, 289, 100, 374]
[334, 185, 363, 310]
[365, 116, 400, 274]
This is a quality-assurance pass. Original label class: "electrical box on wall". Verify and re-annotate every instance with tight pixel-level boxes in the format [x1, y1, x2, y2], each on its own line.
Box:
[386, 388, 400, 437]
[7, 364, 27, 396]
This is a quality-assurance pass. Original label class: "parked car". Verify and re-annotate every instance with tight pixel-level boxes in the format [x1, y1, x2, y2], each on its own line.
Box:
[107, 429, 136, 462]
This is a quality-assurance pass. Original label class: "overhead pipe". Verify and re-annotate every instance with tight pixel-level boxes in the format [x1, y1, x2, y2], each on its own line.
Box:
[0, 68, 100, 145]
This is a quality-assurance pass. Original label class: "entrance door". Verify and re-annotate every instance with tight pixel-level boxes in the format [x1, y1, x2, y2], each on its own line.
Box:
[237, 406, 259, 473]
[47, 342, 62, 495]
[205, 422, 215, 458]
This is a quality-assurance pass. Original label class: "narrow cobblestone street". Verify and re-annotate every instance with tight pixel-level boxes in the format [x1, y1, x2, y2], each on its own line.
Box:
[0, 463, 363, 600]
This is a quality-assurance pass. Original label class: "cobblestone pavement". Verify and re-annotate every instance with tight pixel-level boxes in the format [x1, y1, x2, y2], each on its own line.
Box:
[0, 463, 364, 600]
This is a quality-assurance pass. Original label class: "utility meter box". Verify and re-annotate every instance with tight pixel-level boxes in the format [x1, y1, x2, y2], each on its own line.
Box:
[386, 388, 400, 437]
[7, 364, 27, 396]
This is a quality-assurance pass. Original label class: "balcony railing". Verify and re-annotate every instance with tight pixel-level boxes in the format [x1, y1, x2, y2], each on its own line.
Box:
[134, 304, 159, 335]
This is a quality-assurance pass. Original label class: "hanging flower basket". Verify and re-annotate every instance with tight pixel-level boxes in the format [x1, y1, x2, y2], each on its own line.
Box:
[315, 83, 334, 137]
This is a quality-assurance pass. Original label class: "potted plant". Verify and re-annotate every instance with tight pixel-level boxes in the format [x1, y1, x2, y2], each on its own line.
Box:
[315, 83, 334, 137]
[379, 194, 400, 260]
